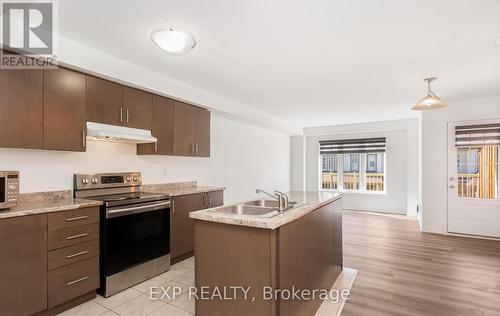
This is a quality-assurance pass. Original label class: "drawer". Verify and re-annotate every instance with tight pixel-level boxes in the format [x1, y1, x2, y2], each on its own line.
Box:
[48, 256, 99, 307]
[48, 239, 99, 270]
[48, 206, 99, 231]
[48, 223, 99, 251]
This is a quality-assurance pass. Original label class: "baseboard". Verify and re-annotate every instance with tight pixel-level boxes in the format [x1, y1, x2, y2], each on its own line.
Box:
[34, 291, 96, 316]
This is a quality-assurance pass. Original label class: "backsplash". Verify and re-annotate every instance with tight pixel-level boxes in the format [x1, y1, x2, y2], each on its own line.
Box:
[18, 190, 72, 203]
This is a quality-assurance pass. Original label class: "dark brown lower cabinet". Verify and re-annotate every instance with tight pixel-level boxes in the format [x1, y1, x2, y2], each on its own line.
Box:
[194, 197, 343, 316]
[171, 190, 224, 261]
[0, 214, 48, 316]
[0, 207, 100, 316]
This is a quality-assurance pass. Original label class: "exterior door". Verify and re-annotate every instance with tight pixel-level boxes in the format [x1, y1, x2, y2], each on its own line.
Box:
[447, 121, 500, 237]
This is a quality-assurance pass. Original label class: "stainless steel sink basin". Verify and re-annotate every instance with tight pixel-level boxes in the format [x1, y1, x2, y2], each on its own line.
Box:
[244, 199, 298, 208]
[210, 205, 278, 217]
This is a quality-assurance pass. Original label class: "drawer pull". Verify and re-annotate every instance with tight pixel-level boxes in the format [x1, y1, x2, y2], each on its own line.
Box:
[65, 215, 88, 222]
[66, 250, 88, 259]
[66, 276, 88, 286]
[66, 233, 88, 240]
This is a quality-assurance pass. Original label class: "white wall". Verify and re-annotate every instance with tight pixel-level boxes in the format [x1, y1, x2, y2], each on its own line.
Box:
[421, 95, 500, 234]
[292, 119, 419, 216]
[0, 114, 291, 205]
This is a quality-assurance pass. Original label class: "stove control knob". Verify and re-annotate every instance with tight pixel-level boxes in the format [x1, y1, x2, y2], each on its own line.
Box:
[91, 178, 98, 184]
[82, 178, 89, 184]
[133, 176, 138, 182]
[126, 177, 132, 182]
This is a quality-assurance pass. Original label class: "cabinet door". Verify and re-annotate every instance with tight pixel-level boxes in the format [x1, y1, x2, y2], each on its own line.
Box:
[137, 95, 174, 155]
[190, 192, 208, 211]
[86, 76, 123, 126]
[123, 87, 152, 129]
[0, 214, 48, 315]
[43, 68, 86, 151]
[193, 108, 211, 157]
[173, 101, 195, 156]
[208, 190, 224, 208]
[0, 69, 43, 149]
[171, 195, 194, 259]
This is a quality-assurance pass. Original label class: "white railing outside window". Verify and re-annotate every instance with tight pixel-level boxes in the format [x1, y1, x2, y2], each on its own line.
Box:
[320, 152, 386, 194]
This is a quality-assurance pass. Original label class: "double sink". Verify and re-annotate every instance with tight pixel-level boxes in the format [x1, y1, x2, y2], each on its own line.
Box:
[210, 199, 301, 218]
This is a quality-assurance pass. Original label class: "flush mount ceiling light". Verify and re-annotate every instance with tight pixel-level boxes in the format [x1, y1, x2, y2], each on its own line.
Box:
[150, 27, 196, 55]
[411, 77, 447, 111]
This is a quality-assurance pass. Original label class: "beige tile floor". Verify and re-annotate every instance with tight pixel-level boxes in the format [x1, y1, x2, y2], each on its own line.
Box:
[58, 256, 357, 316]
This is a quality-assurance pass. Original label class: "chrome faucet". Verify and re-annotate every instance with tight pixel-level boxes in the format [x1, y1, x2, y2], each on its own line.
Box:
[256, 189, 289, 211]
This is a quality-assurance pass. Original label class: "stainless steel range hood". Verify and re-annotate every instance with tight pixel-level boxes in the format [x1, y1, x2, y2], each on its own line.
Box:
[86, 122, 157, 144]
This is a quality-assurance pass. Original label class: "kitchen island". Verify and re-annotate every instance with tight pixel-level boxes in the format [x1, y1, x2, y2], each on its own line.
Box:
[189, 191, 342, 316]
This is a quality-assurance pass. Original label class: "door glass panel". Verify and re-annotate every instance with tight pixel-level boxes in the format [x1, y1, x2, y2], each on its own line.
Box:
[457, 146, 498, 199]
[366, 153, 385, 191]
[321, 154, 338, 189]
[0, 178, 4, 203]
[343, 154, 360, 190]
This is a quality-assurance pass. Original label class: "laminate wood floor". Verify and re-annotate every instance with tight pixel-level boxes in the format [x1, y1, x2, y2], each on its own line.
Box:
[341, 211, 500, 316]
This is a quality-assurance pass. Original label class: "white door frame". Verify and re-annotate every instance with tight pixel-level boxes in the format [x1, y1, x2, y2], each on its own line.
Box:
[447, 119, 500, 238]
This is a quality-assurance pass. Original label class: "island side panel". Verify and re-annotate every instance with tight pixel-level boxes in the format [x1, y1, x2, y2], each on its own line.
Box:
[278, 198, 343, 316]
[194, 220, 278, 316]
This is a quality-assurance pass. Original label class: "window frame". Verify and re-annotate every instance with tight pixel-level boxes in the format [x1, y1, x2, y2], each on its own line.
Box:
[319, 152, 387, 195]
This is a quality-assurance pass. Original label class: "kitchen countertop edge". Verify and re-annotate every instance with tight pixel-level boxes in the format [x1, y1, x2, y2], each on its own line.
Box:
[0, 199, 103, 219]
[189, 192, 342, 230]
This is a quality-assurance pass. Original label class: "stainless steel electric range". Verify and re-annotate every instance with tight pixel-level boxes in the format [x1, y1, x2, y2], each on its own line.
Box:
[74, 172, 170, 297]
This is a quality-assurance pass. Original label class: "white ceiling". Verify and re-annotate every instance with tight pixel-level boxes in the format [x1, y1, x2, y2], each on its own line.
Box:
[59, 0, 500, 128]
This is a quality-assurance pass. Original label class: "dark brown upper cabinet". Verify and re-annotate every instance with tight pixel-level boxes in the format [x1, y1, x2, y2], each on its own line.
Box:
[123, 87, 153, 130]
[86, 76, 123, 126]
[137, 95, 175, 155]
[193, 106, 211, 157]
[43, 68, 86, 152]
[0, 69, 43, 149]
[173, 101, 211, 157]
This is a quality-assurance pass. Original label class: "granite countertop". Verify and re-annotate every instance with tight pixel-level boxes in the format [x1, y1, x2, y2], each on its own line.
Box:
[0, 198, 103, 219]
[141, 182, 225, 197]
[189, 191, 342, 229]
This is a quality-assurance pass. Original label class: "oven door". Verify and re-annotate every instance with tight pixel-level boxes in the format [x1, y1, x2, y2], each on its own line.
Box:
[102, 200, 170, 276]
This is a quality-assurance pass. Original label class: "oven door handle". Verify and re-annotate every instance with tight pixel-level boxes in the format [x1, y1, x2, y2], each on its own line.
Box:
[106, 201, 170, 218]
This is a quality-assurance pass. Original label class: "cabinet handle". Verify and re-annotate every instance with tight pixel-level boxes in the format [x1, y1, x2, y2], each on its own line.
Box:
[195, 144, 199, 154]
[155, 142, 158, 152]
[208, 195, 212, 207]
[82, 130, 86, 148]
[66, 250, 88, 259]
[65, 215, 88, 222]
[203, 194, 207, 207]
[66, 233, 88, 240]
[120, 107, 123, 123]
[126, 108, 130, 123]
[191, 144, 195, 155]
[171, 199, 175, 214]
[66, 276, 88, 286]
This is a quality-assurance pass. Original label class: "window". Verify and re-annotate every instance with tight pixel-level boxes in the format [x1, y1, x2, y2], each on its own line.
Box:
[319, 138, 386, 193]
[455, 124, 499, 199]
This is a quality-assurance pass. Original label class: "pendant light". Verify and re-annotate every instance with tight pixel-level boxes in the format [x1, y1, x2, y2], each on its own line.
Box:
[412, 77, 447, 110]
